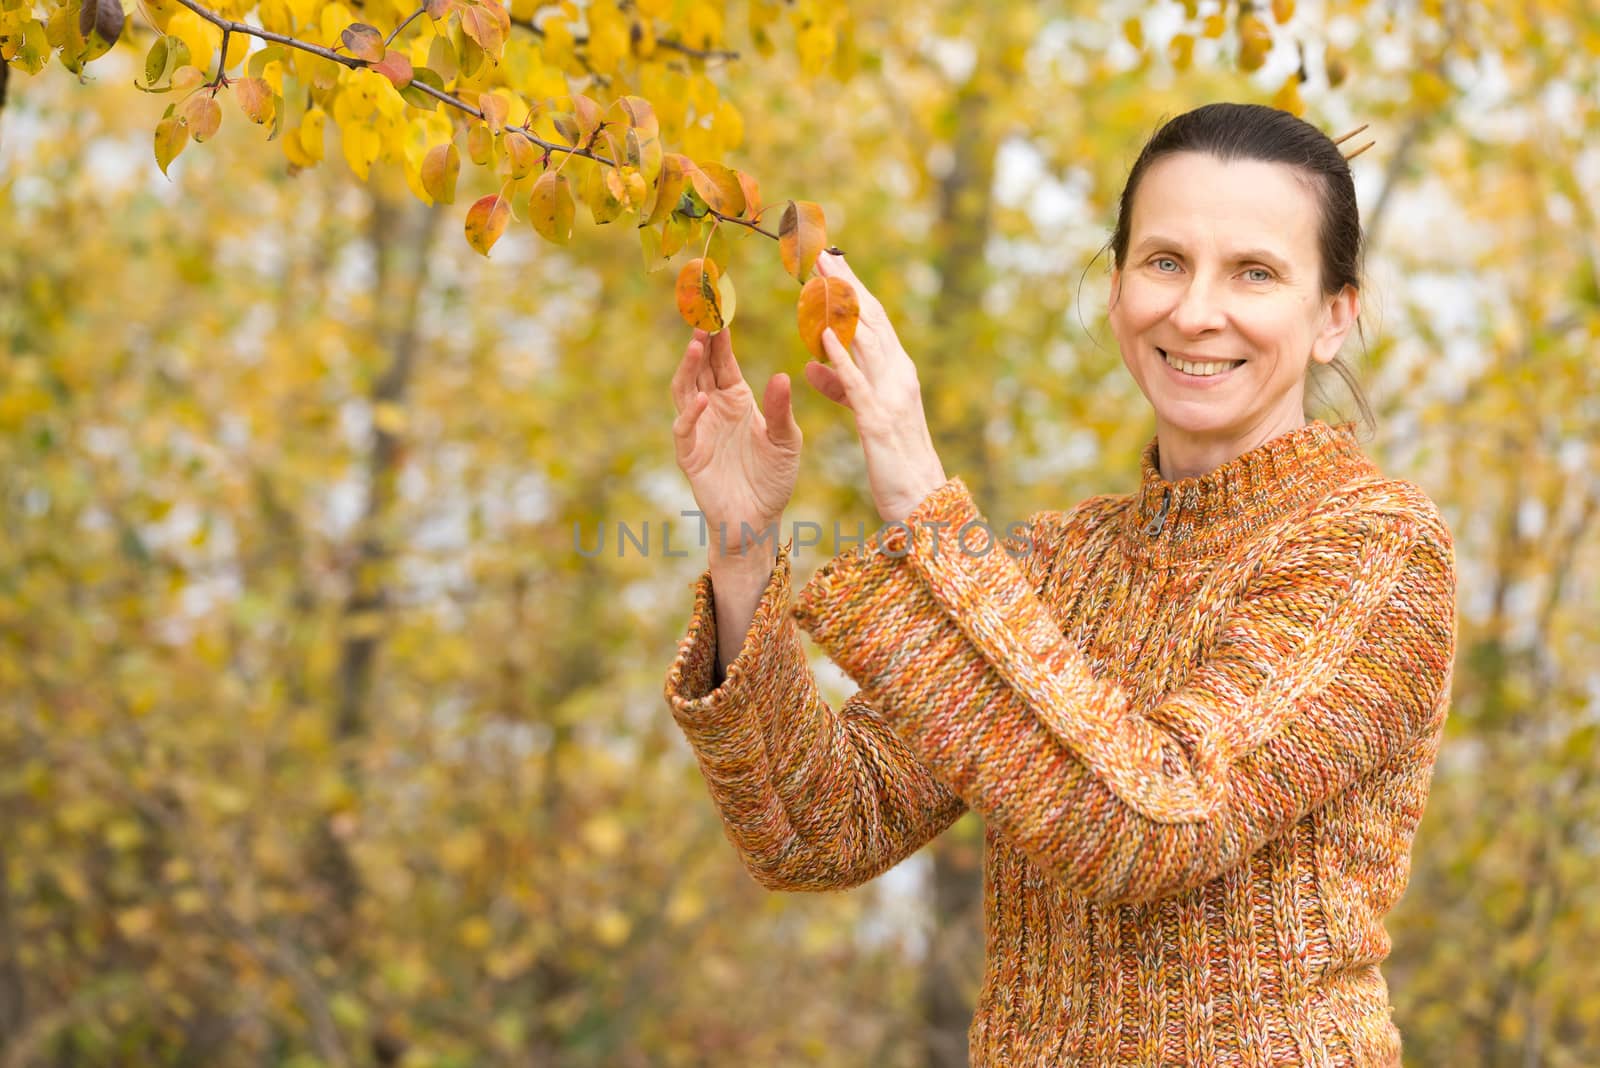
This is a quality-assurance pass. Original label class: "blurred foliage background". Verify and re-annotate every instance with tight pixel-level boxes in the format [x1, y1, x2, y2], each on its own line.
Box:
[2, 0, 1598, 1064]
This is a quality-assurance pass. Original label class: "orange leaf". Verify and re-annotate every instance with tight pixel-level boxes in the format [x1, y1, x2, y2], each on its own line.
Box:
[796, 275, 858, 360]
[529, 172, 574, 244]
[373, 49, 413, 87]
[779, 200, 826, 282]
[465, 191, 510, 256]
[421, 142, 460, 204]
[682, 159, 744, 216]
[179, 93, 222, 142]
[736, 170, 761, 220]
[675, 257, 724, 332]
[341, 22, 384, 63]
[234, 77, 274, 124]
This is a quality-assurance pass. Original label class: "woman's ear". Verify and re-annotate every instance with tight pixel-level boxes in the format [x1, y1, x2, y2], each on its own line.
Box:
[1311, 284, 1359, 364]
[1108, 267, 1122, 314]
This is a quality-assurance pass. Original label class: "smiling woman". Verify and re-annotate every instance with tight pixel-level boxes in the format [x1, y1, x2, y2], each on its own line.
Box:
[664, 101, 1456, 1066]
[1108, 104, 1372, 480]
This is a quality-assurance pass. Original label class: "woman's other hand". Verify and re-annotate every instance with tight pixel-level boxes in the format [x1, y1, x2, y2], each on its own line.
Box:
[671, 325, 802, 562]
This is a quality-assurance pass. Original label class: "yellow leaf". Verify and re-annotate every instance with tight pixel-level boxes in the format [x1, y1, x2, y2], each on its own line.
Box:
[166, 9, 217, 73]
[299, 106, 327, 163]
[342, 121, 381, 180]
[421, 142, 460, 203]
[529, 172, 574, 243]
[154, 115, 188, 175]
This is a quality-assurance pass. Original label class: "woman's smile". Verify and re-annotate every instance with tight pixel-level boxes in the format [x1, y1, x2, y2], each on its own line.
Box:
[1158, 348, 1245, 384]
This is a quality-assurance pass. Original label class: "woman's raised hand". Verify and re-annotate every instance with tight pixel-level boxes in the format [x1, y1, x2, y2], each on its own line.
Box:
[671, 325, 803, 562]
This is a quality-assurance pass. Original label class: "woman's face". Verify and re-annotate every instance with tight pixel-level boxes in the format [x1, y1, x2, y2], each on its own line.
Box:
[1108, 151, 1357, 445]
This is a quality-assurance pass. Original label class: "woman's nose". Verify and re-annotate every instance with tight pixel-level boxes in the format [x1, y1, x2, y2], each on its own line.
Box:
[1168, 277, 1228, 336]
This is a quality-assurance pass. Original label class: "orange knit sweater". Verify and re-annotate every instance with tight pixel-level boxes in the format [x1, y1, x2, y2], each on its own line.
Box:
[663, 418, 1457, 1066]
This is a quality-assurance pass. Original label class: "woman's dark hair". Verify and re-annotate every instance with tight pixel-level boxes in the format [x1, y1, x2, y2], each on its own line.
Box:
[1110, 102, 1374, 434]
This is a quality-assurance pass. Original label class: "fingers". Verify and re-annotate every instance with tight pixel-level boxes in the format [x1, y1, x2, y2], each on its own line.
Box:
[671, 329, 710, 413]
[672, 389, 709, 452]
[803, 360, 848, 407]
[762, 373, 803, 448]
[818, 328, 868, 403]
[707, 324, 743, 390]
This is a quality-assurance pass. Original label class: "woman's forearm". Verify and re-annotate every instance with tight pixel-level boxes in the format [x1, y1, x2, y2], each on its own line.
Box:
[709, 545, 782, 688]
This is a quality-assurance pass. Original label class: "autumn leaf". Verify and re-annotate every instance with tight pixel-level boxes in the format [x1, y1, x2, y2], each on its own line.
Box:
[421, 142, 460, 204]
[675, 257, 723, 332]
[153, 115, 187, 175]
[529, 172, 574, 243]
[682, 159, 744, 216]
[372, 49, 413, 88]
[464, 190, 511, 256]
[458, 1, 509, 60]
[646, 153, 687, 226]
[796, 275, 858, 360]
[571, 93, 603, 142]
[78, 0, 124, 47]
[340, 22, 384, 63]
[400, 66, 446, 110]
[234, 77, 275, 124]
[581, 160, 626, 224]
[779, 200, 827, 282]
[505, 134, 537, 180]
[179, 93, 222, 142]
[467, 123, 494, 166]
[552, 113, 580, 146]
[735, 171, 761, 220]
[478, 90, 509, 134]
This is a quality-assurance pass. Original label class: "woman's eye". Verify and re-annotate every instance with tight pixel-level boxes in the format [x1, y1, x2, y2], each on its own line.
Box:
[1244, 267, 1273, 282]
[1153, 257, 1179, 273]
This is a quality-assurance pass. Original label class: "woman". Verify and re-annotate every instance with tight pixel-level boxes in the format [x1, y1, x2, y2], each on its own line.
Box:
[663, 102, 1457, 1066]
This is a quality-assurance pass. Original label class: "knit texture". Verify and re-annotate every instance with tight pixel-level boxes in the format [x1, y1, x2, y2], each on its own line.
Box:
[663, 419, 1457, 1066]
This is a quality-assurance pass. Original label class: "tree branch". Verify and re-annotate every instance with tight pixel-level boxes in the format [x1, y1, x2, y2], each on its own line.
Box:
[157, 0, 823, 251]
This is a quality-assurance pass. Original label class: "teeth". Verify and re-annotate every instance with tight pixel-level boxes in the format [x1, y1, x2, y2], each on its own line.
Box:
[1161, 349, 1241, 377]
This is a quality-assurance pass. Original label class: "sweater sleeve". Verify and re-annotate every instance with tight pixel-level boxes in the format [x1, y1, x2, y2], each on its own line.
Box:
[790, 476, 1457, 906]
[663, 538, 968, 892]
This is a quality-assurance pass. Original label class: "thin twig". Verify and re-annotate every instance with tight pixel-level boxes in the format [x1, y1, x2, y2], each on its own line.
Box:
[383, 3, 425, 47]
[507, 12, 739, 62]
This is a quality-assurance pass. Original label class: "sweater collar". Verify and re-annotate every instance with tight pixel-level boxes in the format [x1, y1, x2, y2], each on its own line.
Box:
[1121, 419, 1379, 561]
